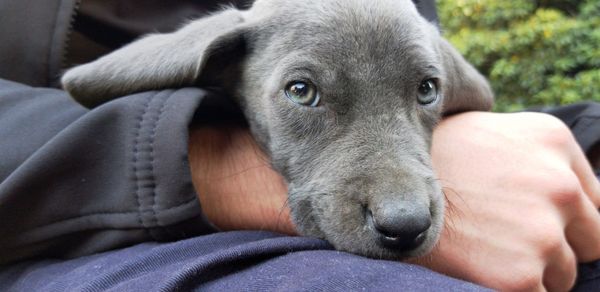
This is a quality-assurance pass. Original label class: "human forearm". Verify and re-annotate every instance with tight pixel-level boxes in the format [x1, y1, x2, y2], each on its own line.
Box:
[188, 111, 600, 291]
[188, 125, 295, 235]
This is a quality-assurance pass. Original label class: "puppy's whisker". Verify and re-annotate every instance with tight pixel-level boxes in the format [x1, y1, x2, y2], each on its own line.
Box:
[440, 187, 465, 241]
[197, 163, 272, 182]
[249, 140, 272, 166]
[275, 196, 293, 233]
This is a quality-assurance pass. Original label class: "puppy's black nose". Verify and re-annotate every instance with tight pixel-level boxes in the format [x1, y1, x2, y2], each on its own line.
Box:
[366, 203, 431, 251]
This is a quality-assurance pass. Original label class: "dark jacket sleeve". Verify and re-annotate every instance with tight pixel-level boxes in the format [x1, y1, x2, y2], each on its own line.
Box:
[0, 0, 78, 88]
[0, 79, 216, 265]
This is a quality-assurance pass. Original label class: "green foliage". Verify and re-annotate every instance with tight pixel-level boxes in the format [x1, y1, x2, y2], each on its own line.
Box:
[438, 0, 600, 111]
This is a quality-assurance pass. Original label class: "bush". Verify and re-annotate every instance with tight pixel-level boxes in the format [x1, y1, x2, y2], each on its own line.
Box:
[438, 0, 600, 111]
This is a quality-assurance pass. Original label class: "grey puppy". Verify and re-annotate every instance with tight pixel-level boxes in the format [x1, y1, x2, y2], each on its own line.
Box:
[62, 0, 493, 259]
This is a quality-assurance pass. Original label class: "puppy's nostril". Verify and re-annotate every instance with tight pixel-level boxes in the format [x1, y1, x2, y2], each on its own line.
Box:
[366, 207, 431, 251]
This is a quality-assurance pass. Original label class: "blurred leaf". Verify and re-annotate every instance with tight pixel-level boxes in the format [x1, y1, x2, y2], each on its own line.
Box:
[438, 0, 600, 112]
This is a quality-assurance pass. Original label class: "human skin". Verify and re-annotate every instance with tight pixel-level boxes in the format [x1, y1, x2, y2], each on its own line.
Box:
[189, 112, 600, 291]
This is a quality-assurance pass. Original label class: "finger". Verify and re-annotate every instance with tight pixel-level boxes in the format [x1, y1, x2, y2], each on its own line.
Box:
[565, 196, 600, 262]
[542, 241, 577, 292]
[570, 143, 600, 207]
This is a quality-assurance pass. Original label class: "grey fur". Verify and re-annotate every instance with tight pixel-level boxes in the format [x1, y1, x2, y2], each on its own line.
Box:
[62, 0, 493, 259]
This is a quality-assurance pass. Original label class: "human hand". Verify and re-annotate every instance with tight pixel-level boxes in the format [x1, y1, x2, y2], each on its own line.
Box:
[413, 111, 600, 291]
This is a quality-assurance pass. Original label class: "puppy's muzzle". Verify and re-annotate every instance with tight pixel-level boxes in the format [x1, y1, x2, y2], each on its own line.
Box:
[365, 198, 431, 251]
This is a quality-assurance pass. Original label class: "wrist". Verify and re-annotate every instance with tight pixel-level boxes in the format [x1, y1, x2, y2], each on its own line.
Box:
[188, 125, 296, 235]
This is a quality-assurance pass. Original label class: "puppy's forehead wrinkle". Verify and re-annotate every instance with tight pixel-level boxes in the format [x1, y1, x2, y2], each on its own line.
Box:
[247, 3, 443, 119]
[253, 0, 436, 75]
[309, 30, 430, 87]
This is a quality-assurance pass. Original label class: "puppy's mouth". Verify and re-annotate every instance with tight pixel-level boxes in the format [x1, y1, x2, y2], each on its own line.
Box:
[287, 169, 444, 259]
[289, 194, 442, 259]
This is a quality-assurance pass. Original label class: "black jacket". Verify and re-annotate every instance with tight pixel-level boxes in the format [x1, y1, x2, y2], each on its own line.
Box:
[0, 0, 439, 89]
[0, 0, 438, 264]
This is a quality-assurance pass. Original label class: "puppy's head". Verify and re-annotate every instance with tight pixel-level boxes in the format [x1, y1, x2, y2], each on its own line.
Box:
[62, 0, 493, 259]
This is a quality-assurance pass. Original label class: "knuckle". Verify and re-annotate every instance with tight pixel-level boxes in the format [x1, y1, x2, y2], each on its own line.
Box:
[508, 269, 543, 291]
[539, 235, 564, 260]
[547, 173, 583, 206]
[542, 249, 578, 292]
[527, 219, 566, 260]
[535, 118, 574, 150]
[563, 252, 578, 289]
[527, 167, 582, 206]
[530, 223, 564, 258]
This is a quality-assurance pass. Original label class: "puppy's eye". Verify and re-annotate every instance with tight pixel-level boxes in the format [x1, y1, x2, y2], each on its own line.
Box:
[284, 81, 320, 107]
[417, 79, 438, 105]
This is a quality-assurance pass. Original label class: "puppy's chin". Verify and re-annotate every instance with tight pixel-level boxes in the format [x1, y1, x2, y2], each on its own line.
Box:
[326, 213, 442, 260]
[290, 192, 444, 260]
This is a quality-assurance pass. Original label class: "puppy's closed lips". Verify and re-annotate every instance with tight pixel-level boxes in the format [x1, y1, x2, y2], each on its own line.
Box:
[61, 0, 493, 259]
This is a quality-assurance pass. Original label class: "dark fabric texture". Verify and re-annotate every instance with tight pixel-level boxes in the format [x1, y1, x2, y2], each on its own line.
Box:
[0, 79, 215, 265]
[0, 231, 489, 291]
[413, 0, 439, 26]
[576, 260, 600, 292]
[0, 0, 77, 87]
[74, 0, 251, 48]
[67, 0, 251, 67]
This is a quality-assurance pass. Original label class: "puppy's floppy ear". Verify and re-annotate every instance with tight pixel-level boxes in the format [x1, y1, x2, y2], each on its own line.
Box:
[62, 9, 249, 108]
[438, 38, 494, 115]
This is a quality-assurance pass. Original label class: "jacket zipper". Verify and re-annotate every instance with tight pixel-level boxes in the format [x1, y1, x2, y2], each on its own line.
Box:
[61, 0, 83, 70]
